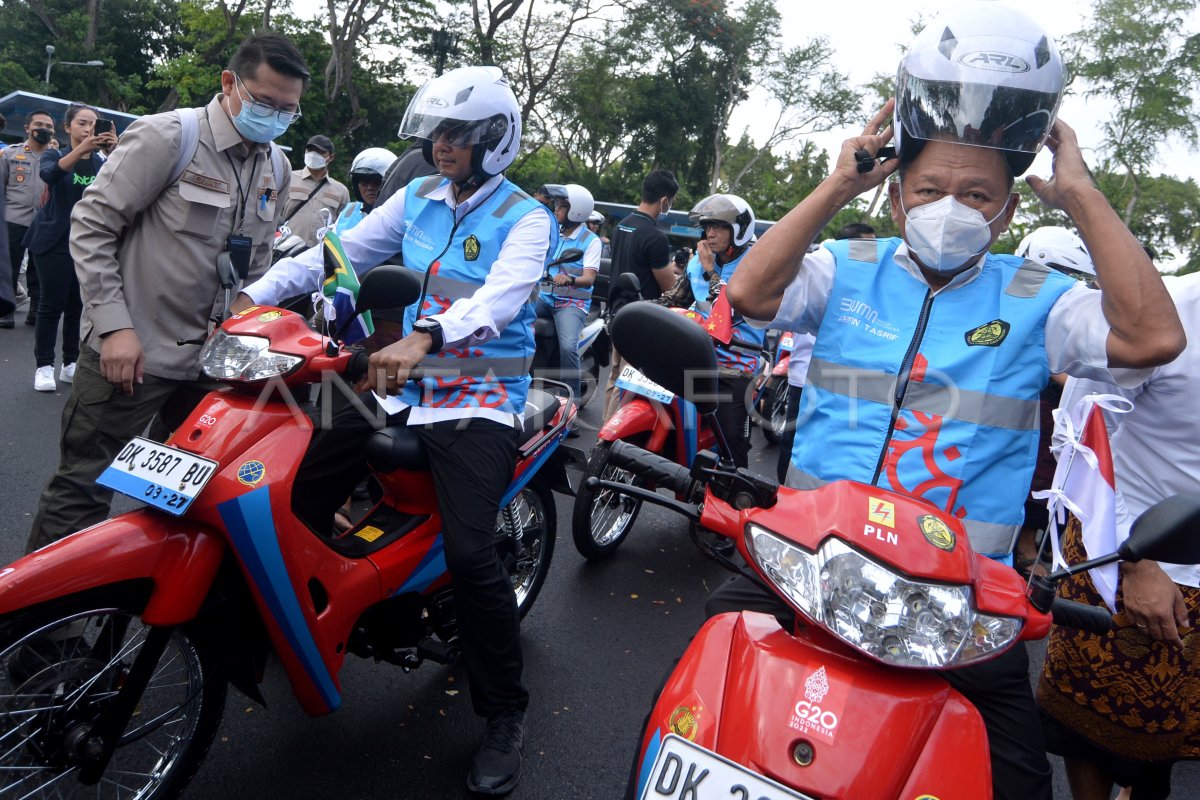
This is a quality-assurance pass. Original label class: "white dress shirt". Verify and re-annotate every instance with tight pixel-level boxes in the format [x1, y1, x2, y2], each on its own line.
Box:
[243, 173, 552, 426]
[1059, 273, 1200, 587]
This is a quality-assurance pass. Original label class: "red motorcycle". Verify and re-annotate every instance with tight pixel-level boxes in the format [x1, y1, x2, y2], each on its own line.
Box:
[594, 302, 1200, 800]
[0, 266, 576, 799]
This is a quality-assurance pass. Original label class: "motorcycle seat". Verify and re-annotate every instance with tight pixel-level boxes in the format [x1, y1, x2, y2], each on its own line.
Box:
[365, 389, 559, 473]
[533, 317, 556, 340]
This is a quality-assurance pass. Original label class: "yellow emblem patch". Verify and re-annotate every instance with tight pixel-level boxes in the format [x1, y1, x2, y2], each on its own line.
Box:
[257, 310, 284, 322]
[868, 497, 895, 526]
[668, 705, 702, 742]
[965, 319, 1010, 347]
[463, 234, 481, 261]
[918, 515, 956, 552]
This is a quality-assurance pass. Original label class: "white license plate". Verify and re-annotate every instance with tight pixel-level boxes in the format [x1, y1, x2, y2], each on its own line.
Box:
[641, 735, 813, 800]
[97, 437, 219, 516]
[615, 364, 675, 403]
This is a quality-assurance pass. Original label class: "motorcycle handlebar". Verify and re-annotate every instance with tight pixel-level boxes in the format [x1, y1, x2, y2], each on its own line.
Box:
[1049, 597, 1112, 635]
[344, 350, 423, 384]
[608, 441, 694, 496]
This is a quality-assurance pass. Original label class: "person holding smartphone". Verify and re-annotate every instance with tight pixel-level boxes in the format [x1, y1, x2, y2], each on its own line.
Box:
[23, 103, 116, 392]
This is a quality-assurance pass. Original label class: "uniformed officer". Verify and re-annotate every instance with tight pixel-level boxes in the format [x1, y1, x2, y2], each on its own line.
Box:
[0, 109, 55, 328]
[284, 133, 350, 246]
[234, 65, 555, 797]
[26, 31, 310, 553]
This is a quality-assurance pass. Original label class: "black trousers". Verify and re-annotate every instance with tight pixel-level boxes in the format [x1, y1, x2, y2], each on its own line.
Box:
[776, 383, 803, 483]
[706, 574, 1053, 800]
[292, 395, 528, 719]
[31, 244, 81, 368]
[7, 222, 36, 316]
[713, 374, 752, 468]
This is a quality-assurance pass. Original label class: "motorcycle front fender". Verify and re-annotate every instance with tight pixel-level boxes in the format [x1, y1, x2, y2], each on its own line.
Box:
[0, 510, 225, 627]
[599, 397, 669, 447]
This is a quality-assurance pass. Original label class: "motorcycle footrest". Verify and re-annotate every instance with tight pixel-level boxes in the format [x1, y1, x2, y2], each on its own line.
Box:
[416, 636, 460, 665]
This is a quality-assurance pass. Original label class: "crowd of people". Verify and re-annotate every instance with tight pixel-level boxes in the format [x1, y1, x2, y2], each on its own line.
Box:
[1, 2, 1196, 798]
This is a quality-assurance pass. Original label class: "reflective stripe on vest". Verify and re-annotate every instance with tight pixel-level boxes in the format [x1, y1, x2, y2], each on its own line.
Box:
[789, 237, 1076, 557]
[542, 227, 600, 309]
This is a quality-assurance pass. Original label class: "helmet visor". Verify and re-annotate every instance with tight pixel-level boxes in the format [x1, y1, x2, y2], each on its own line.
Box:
[398, 110, 499, 147]
[897, 70, 1062, 154]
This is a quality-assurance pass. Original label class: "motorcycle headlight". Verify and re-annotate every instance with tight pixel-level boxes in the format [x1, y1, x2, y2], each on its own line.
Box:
[200, 331, 302, 381]
[747, 524, 1021, 668]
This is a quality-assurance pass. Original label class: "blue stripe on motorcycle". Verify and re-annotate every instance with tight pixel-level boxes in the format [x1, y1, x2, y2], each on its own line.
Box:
[218, 488, 341, 712]
[636, 728, 664, 799]
[500, 437, 560, 506]
[680, 399, 698, 466]
[393, 534, 447, 595]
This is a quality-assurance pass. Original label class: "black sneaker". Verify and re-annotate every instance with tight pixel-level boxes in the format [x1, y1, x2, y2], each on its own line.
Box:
[467, 709, 524, 796]
[24, 312, 35, 326]
[0, 315, 13, 329]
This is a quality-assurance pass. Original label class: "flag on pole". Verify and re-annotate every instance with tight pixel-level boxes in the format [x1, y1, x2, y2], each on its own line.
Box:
[703, 285, 734, 344]
[319, 231, 373, 345]
[1035, 393, 1132, 612]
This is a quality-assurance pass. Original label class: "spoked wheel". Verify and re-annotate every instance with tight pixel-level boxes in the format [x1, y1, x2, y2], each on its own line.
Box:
[0, 592, 225, 800]
[572, 439, 645, 560]
[497, 482, 556, 618]
[763, 378, 790, 445]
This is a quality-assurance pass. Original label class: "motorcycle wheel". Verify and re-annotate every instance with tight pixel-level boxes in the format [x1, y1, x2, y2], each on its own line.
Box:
[572, 439, 644, 560]
[498, 481, 556, 618]
[0, 588, 225, 800]
[763, 378, 790, 445]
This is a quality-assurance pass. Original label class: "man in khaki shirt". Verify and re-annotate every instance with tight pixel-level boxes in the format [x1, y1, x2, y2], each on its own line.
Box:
[284, 133, 349, 246]
[0, 109, 55, 327]
[26, 31, 310, 553]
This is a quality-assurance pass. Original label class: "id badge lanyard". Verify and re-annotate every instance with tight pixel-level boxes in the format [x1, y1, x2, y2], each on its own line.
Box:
[224, 151, 262, 280]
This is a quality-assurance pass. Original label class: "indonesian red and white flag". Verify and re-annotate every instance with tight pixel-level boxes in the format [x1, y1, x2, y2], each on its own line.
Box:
[1034, 393, 1132, 612]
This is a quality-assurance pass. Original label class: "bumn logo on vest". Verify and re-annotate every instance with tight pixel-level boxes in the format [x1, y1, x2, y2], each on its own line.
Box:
[965, 319, 1010, 347]
[463, 234, 481, 261]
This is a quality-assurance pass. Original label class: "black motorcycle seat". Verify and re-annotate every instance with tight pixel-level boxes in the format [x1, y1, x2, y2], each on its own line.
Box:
[533, 317, 555, 339]
[365, 389, 559, 473]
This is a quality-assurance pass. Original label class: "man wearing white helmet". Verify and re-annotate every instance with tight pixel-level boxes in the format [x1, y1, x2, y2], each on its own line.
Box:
[585, 209, 611, 257]
[722, 5, 1184, 800]
[329, 146, 398, 234]
[235, 65, 557, 795]
[1016, 225, 1097, 285]
[537, 183, 603, 402]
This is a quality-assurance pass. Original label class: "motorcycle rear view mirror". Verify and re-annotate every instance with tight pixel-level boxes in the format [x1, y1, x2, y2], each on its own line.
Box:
[547, 248, 584, 268]
[610, 302, 720, 415]
[215, 251, 239, 291]
[1118, 493, 1200, 565]
[356, 265, 422, 313]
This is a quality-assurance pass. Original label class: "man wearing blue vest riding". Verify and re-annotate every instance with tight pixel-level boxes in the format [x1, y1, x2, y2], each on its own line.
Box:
[719, 6, 1185, 800]
[234, 65, 556, 796]
[537, 182, 602, 402]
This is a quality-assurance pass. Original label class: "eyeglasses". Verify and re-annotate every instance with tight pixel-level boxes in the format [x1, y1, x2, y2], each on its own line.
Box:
[233, 74, 302, 124]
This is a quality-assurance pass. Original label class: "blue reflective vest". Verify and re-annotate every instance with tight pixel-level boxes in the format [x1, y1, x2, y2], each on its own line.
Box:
[539, 226, 600, 311]
[396, 175, 557, 418]
[332, 201, 367, 234]
[790, 237, 1076, 556]
[685, 248, 766, 375]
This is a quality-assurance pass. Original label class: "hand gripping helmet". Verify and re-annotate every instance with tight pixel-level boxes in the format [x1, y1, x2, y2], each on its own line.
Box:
[1015, 226, 1095, 276]
[398, 66, 522, 183]
[348, 147, 397, 202]
[689, 194, 755, 248]
[894, 2, 1066, 177]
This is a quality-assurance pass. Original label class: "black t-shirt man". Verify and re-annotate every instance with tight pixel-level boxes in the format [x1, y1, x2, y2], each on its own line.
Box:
[609, 209, 671, 301]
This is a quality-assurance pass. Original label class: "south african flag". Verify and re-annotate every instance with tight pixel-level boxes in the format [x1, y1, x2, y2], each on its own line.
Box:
[321, 231, 374, 344]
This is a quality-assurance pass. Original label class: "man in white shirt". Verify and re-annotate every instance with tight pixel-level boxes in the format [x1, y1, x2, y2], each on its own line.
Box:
[233, 67, 554, 797]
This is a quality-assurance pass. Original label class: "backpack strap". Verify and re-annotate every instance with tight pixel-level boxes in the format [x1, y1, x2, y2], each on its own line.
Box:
[168, 107, 200, 186]
[268, 144, 288, 194]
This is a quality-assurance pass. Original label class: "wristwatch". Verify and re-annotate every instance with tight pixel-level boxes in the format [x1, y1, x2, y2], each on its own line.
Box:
[411, 317, 444, 352]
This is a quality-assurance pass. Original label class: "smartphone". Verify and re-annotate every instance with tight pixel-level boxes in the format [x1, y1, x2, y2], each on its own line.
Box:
[93, 119, 113, 135]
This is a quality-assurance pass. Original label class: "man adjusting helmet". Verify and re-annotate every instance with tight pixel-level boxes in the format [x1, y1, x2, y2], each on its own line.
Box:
[722, 5, 1184, 800]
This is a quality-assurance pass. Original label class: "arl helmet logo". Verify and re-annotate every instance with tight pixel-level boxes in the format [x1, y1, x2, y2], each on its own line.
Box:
[965, 319, 1011, 347]
[959, 51, 1030, 73]
[868, 497, 895, 526]
[463, 234, 481, 261]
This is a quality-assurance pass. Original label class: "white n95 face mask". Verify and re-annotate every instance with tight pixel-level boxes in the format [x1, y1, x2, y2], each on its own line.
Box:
[901, 192, 1007, 276]
[304, 151, 328, 170]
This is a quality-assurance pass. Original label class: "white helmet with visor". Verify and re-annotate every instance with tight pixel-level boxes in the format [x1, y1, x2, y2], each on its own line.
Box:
[1015, 226, 1095, 277]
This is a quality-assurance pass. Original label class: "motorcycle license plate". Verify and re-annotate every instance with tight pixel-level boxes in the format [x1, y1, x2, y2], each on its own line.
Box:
[640, 735, 814, 800]
[615, 364, 675, 403]
[97, 437, 218, 516]
[780, 333, 795, 349]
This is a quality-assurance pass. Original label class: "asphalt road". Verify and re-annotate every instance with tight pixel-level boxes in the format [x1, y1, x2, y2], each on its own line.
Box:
[0, 312, 1195, 800]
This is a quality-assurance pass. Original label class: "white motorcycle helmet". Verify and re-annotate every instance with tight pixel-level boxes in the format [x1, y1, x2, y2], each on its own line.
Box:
[398, 65, 521, 183]
[587, 210, 605, 225]
[1015, 226, 1096, 277]
[895, 2, 1066, 176]
[689, 194, 755, 248]
[540, 184, 595, 224]
[348, 147, 397, 203]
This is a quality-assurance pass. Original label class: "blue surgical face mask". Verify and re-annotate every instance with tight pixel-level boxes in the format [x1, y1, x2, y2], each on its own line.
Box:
[229, 75, 297, 144]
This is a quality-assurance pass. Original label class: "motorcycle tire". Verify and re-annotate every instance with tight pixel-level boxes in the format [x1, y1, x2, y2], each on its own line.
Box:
[0, 585, 226, 800]
[762, 378, 790, 445]
[572, 439, 645, 560]
[498, 481, 557, 618]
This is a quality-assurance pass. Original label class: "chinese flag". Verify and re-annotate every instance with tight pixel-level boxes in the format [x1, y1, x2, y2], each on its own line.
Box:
[704, 286, 734, 344]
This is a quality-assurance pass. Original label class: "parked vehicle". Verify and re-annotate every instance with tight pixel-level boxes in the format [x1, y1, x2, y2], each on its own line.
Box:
[587, 302, 1200, 800]
[531, 248, 610, 408]
[751, 330, 794, 444]
[0, 266, 576, 799]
